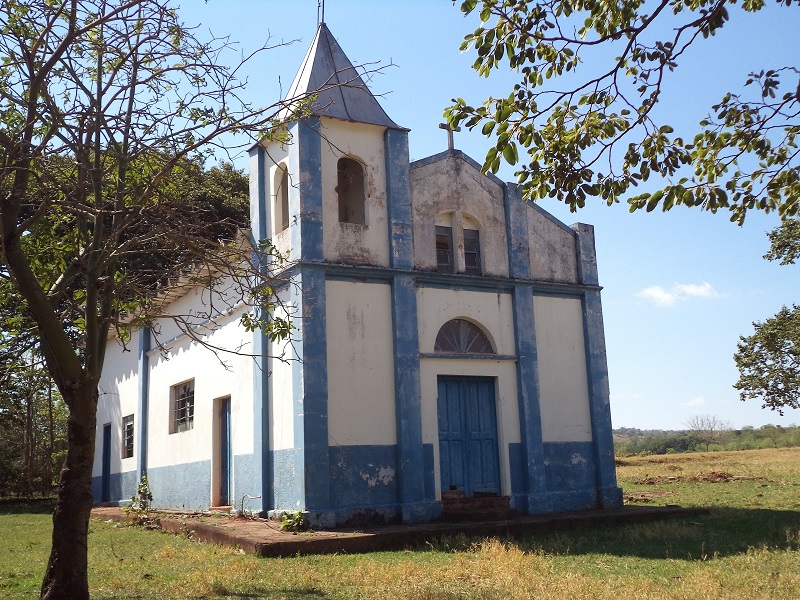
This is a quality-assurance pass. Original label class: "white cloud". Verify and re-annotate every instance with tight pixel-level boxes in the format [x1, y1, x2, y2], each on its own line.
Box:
[674, 282, 717, 299]
[635, 281, 719, 307]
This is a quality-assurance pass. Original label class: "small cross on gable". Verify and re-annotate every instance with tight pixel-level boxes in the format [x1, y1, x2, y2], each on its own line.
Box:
[439, 123, 461, 152]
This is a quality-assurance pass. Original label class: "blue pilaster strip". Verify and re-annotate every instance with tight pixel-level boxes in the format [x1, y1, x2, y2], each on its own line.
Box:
[385, 129, 414, 270]
[391, 273, 440, 522]
[296, 117, 324, 262]
[249, 145, 270, 514]
[136, 327, 150, 480]
[572, 223, 599, 286]
[503, 184, 531, 280]
[511, 284, 550, 512]
[574, 224, 623, 508]
[298, 265, 331, 517]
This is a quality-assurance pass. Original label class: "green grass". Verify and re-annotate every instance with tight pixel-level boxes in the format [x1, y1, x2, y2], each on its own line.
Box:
[2, 447, 800, 598]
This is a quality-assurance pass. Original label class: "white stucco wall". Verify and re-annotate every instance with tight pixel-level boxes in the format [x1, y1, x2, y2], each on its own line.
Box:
[95, 337, 140, 476]
[325, 280, 396, 446]
[146, 305, 254, 469]
[319, 118, 390, 267]
[260, 141, 292, 258]
[534, 295, 593, 442]
[411, 155, 509, 277]
[416, 286, 519, 498]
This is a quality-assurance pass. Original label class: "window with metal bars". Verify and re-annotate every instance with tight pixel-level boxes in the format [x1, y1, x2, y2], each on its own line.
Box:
[172, 380, 194, 433]
[122, 415, 134, 458]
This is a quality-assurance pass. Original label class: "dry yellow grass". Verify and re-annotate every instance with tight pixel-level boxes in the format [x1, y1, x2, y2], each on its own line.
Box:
[5, 447, 800, 599]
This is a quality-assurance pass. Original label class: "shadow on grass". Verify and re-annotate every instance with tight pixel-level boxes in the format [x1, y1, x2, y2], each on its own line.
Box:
[0, 498, 55, 515]
[209, 590, 326, 599]
[427, 507, 800, 561]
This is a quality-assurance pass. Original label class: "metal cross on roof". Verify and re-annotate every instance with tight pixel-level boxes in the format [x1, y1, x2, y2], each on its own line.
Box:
[318, 0, 325, 24]
[439, 123, 461, 152]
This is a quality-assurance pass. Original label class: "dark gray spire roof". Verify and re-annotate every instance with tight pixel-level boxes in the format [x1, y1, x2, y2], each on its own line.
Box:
[283, 23, 403, 129]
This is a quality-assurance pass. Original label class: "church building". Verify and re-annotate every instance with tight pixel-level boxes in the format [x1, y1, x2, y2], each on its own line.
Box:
[92, 23, 622, 526]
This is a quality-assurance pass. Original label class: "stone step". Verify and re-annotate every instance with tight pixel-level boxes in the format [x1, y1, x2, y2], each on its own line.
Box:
[441, 493, 519, 522]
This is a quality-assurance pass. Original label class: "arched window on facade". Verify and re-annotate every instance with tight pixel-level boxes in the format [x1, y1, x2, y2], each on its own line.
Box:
[434, 319, 495, 354]
[337, 157, 366, 224]
[275, 165, 290, 233]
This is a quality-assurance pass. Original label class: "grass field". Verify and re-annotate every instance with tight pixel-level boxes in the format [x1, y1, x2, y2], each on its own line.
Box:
[2, 447, 800, 599]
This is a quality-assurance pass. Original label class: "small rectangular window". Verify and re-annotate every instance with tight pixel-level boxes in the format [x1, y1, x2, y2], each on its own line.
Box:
[463, 229, 481, 275]
[122, 415, 134, 459]
[436, 226, 454, 273]
[172, 380, 195, 434]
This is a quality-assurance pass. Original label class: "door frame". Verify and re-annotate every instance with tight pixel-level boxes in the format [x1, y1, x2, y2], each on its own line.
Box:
[437, 375, 501, 497]
[212, 396, 232, 507]
[101, 423, 111, 503]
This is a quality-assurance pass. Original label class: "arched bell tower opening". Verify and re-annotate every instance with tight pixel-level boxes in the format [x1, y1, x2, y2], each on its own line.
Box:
[336, 156, 366, 225]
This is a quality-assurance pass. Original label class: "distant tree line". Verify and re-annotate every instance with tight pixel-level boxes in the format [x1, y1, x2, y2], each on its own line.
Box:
[0, 161, 249, 500]
[614, 424, 800, 456]
[0, 355, 68, 498]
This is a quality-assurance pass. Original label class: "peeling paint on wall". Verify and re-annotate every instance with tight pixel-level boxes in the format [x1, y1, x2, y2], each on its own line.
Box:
[360, 465, 396, 488]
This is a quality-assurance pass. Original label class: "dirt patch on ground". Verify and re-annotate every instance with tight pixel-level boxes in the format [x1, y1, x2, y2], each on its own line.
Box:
[635, 472, 770, 485]
[624, 491, 678, 503]
[636, 476, 682, 485]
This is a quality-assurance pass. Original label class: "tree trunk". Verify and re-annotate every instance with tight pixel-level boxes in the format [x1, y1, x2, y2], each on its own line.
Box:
[26, 388, 35, 496]
[44, 380, 54, 497]
[40, 380, 98, 600]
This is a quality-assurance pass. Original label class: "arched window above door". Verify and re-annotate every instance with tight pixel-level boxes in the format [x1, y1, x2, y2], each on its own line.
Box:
[434, 319, 495, 354]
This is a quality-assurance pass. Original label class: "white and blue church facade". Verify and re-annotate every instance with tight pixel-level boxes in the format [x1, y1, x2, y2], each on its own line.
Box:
[92, 24, 623, 526]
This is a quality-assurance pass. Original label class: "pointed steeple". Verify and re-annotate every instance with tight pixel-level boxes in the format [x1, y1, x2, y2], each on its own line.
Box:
[284, 23, 403, 129]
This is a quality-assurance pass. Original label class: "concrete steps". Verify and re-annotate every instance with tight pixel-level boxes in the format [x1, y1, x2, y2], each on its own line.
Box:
[441, 491, 519, 522]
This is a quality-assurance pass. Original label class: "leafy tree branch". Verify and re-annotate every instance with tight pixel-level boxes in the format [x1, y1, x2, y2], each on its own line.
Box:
[446, 0, 800, 223]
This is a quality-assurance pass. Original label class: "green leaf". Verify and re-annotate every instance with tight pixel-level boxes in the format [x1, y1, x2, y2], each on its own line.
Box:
[503, 142, 519, 165]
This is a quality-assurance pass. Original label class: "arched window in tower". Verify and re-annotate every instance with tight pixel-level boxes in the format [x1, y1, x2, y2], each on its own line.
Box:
[434, 319, 495, 354]
[275, 165, 290, 233]
[337, 157, 366, 225]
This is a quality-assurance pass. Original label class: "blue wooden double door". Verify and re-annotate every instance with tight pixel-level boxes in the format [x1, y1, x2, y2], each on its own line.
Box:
[437, 376, 501, 496]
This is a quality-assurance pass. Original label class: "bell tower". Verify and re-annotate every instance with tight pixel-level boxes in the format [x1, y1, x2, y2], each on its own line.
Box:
[247, 23, 428, 526]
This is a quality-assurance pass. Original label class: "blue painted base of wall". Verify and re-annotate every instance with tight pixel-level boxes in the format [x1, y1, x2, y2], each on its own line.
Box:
[232, 453, 263, 514]
[401, 500, 442, 524]
[329, 445, 398, 509]
[543, 441, 596, 492]
[546, 489, 599, 512]
[268, 444, 441, 527]
[598, 485, 624, 508]
[508, 441, 611, 514]
[91, 470, 138, 505]
[105, 444, 617, 520]
[422, 443, 436, 503]
[508, 443, 525, 497]
[271, 448, 304, 512]
[146, 460, 211, 510]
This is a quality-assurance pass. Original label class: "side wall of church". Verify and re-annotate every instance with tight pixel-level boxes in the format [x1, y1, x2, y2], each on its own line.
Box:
[534, 294, 597, 504]
[93, 279, 258, 510]
[324, 279, 399, 512]
[94, 337, 140, 504]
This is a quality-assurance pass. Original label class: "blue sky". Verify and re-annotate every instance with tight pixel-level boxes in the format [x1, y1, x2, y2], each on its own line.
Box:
[179, 0, 799, 430]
